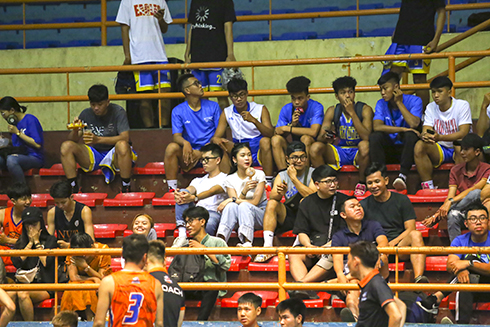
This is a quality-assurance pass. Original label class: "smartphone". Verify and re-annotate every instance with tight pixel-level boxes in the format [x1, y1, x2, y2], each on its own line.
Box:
[325, 130, 337, 138]
[427, 129, 435, 135]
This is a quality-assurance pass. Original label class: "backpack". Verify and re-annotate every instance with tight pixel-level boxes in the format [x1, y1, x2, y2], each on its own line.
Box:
[168, 248, 206, 283]
[398, 291, 436, 324]
[332, 101, 365, 135]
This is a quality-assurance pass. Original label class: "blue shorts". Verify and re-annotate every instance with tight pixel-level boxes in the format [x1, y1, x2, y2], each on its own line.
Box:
[192, 69, 224, 91]
[134, 61, 171, 92]
[434, 143, 454, 168]
[382, 43, 431, 75]
[328, 144, 359, 170]
[81, 145, 138, 173]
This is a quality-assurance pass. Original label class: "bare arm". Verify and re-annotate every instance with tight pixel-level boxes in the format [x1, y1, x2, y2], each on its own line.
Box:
[154, 280, 164, 327]
[177, 309, 185, 327]
[384, 301, 403, 327]
[94, 130, 130, 146]
[197, 184, 226, 200]
[476, 93, 490, 137]
[173, 133, 192, 148]
[253, 106, 274, 137]
[373, 120, 411, 134]
[184, 28, 192, 63]
[0, 288, 15, 327]
[234, 182, 266, 207]
[353, 104, 374, 141]
[81, 206, 95, 242]
[396, 96, 420, 129]
[389, 219, 416, 247]
[454, 179, 487, 203]
[120, 24, 131, 64]
[317, 106, 335, 143]
[47, 208, 56, 236]
[290, 173, 316, 198]
[298, 233, 313, 247]
[16, 132, 41, 149]
[428, 7, 446, 53]
[436, 124, 471, 142]
[93, 276, 114, 327]
[224, 21, 235, 61]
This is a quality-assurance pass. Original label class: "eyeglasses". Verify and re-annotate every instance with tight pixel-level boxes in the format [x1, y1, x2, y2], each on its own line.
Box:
[466, 216, 489, 223]
[318, 178, 338, 185]
[185, 217, 201, 225]
[186, 80, 202, 88]
[230, 92, 247, 100]
[201, 156, 219, 164]
[288, 155, 307, 162]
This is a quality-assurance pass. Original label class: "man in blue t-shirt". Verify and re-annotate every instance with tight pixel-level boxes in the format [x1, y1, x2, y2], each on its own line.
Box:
[370, 72, 423, 191]
[417, 202, 490, 324]
[164, 74, 221, 191]
[272, 76, 324, 171]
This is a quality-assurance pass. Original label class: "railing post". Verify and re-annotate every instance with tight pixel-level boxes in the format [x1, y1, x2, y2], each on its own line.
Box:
[158, 70, 162, 127]
[356, 0, 359, 37]
[448, 55, 456, 97]
[251, 66, 255, 102]
[66, 73, 70, 124]
[22, 2, 26, 49]
[54, 255, 59, 315]
[101, 0, 107, 46]
[184, 0, 188, 44]
[394, 248, 399, 297]
[278, 250, 287, 301]
[268, 0, 272, 41]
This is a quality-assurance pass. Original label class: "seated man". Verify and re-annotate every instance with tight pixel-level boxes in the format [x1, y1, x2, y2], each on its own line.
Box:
[370, 72, 422, 191]
[288, 165, 348, 297]
[331, 197, 389, 322]
[311, 76, 373, 196]
[47, 180, 95, 249]
[237, 293, 262, 327]
[172, 143, 227, 246]
[272, 76, 323, 171]
[415, 76, 472, 189]
[362, 162, 428, 283]
[276, 298, 306, 327]
[61, 84, 136, 193]
[423, 134, 490, 242]
[475, 92, 490, 144]
[183, 206, 231, 320]
[255, 141, 316, 263]
[212, 78, 274, 186]
[418, 203, 490, 324]
[164, 74, 222, 191]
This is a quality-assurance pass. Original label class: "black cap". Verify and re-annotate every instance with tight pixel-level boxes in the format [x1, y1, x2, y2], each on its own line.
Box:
[461, 133, 484, 151]
[21, 207, 43, 224]
[286, 141, 306, 156]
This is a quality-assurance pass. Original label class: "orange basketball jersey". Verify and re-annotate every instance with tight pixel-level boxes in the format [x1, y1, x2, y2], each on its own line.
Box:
[3, 207, 22, 241]
[109, 270, 157, 327]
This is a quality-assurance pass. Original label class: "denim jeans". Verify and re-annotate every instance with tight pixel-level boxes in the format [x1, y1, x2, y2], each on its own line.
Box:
[175, 189, 221, 236]
[447, 189, 482, 243]
[0, 154, 43, 184]
[217, 200, 267, 244]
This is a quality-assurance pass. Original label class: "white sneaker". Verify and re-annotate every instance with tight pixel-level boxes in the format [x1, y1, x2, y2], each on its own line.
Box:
[172, 236, 189, 247]
[441, 316, 454, 324]
[393, 177, 407, 191]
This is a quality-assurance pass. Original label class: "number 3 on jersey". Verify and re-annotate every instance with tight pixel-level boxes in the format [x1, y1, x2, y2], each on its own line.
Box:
[123, 292, 144, 324]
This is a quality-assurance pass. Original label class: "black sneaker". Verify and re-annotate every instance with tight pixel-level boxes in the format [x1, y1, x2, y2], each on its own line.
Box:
[416, 295, 439, 315]
[414, 275, 430, 283]
[340, 307, 356, 322]
[122, 185, 131, 193]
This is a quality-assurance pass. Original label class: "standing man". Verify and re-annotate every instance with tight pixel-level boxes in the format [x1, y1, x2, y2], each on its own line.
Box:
[348, 241, 405, 327]
[383, 0, 446, 107]
[116, 0, 173, 127]
[370, 72, 422, 191]
[164, 74, 221, 192]
[276, 298, 306, 327]
[185, 0, 236, 109]
[476, 92, 490, 143]
[93, 234, 164, 327]
[272, 76, 324, 171]
[61, 84, 137, 193]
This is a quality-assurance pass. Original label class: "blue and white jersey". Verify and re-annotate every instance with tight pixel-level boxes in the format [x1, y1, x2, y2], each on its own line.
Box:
[224, 102, 264, 144]
[337, 112, 361, 147]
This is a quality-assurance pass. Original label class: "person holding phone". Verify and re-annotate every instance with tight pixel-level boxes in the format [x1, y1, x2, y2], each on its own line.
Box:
[369, 72, 423, 191]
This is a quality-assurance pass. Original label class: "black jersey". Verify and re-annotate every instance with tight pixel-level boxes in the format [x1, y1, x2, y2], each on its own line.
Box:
[150, 268, 185, 327]
[54, 201, 86, 242]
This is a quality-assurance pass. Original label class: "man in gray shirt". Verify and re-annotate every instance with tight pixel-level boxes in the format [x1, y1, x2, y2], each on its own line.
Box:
[61, 84, 136, 193]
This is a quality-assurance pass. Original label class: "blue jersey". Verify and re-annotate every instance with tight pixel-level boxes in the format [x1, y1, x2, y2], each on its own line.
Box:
[276, 99, 324, 128]
[451, 233, 490, 263]
[172, 99, 221, 150]
[373, 94, 422, 144]
[12, 114, 44, 161]
[338, 112, 361, 146]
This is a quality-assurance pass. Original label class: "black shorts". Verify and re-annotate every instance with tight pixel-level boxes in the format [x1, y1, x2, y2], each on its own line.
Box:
[275, 205, 297, 235]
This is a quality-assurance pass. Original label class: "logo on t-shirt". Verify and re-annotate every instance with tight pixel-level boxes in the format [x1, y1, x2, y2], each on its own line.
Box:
[131, 277, 141, 284]
[196, 6, 209, 22]
[203, 116, 213, 123]
[134, 3, 160, 17]
[433, 118, 458, 135]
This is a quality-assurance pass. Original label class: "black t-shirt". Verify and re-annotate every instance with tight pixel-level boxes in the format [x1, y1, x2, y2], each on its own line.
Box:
[361, 192, 416, 242]
[54, 201, 86, 242]
[150, 269, 185, 327]
[293, 192, 348, 245]
[188, 0, 236, 63]
[357, 270, 395, 327]
[393, 0, 445, 46]
[78, 103, 130, 152]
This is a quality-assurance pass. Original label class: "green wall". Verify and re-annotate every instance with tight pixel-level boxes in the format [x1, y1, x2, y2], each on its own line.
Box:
[0, 32, 489, 131]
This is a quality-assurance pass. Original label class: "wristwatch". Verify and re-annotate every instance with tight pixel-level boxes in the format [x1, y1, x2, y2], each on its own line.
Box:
[232, 197, 237, 203]
[448, 198, 455, 204]
[194, 196, 199, 203]
[469, 260, 474, 267]
[16, 131, 21, 136]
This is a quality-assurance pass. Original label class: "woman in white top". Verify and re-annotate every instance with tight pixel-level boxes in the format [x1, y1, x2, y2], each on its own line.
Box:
[216, 143, 268, 247]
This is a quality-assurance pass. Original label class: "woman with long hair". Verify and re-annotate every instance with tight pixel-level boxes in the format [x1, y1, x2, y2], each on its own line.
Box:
[131, 214, 157, 241]
[0, 96, 44, 183]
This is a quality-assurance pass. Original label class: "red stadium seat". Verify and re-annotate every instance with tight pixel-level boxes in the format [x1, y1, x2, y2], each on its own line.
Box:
[5, 265, 16, 273]
[39, 163, 65, 176]
[229, 256, 251, 272]
[248, 256, 290, 272]
[425, 256, 447, 271]
[73, 193, 108, 207]
[338, 190, 354, 196]
[111, 257, 123, 272]
[93, 224, 128, 238]
[24, 169, 39, 176]
[388, 262, 405, 272]
[221, 291, 278, 308]
[279, 230, 296, 238]
[8, 193, 55, 208]
[331, 297, 346, 308]
[103, 192, 155, 207]
[152, 192, 176, 206]
[135, 162, 165, 175]
[36, 298, 56, 308]
[165, 256, 173, 269]
[408, 189, 449, 203]
[416, 221, 437, 238]
[0, 194, 9, 206]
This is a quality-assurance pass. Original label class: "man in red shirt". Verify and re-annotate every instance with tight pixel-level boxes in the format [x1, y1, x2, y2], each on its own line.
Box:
[423, 134, 490, 242]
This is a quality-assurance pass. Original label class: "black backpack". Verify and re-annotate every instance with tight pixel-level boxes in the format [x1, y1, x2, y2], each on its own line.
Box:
[168, 248, 206, 283]
[398, 291, 436, 324]
[332, 101, 365, 135]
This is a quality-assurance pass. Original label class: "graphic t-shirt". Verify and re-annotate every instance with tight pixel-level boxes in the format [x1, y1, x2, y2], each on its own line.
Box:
[150, 269, 185, 327]
[337, 110, 361, 147]
[423, 98, 473, 149]
[116, 0, 173, 64]
[451, 233, 490, 263]
[189, 172, 227, 212]
[277, 168, 313, 202]
[12, 114, 44, 161]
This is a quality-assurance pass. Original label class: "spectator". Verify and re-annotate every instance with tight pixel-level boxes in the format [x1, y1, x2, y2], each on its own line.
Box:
[382, 0, 445, 107]
[237, 293, 262, 327]
[183, 206, 231, 320]
[0, 182, 31, 266]
[417, 203, 490, 324]
[0, 288, 15, 327]
[311, 76, 373, 196]
[414, 76, 472, 189]
[276, 298, 306, 327]
[12, 207, 58, 321]
[164, 74, 221, 192]
[0, 96, 44, 184]
[216, 143, 268, 247]
[131, 213, 157, 241]
[173, 143, 227, 247]
[147, 240, 185, 327]
[52, 311, 78, 327]
[369, 72, 422, 191]
[362, 162, 428, 283]
[116, 0, 173, 127]
[288, 165, 348, 295]
[47, 180, 95, 249]
[255, 141, 316, 263]
[423, 134, 490, 242]
[60, 233, 112, 321]
[61, 84, 136, 193]
[272, 76, 324, 171]
[475, 92, 490, 143]
[185, 0, 236, 109]
[347, 241, 405, 327]
[212, 78, 274, 186]
[330, 197, 389, 322]
[93, 235, 164, 327]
